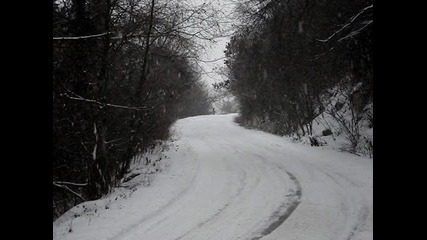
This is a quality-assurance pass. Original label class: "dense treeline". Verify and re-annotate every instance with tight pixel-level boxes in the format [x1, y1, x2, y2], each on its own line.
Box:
[53, 0, 215, 220]
[221, 0, 372, 136]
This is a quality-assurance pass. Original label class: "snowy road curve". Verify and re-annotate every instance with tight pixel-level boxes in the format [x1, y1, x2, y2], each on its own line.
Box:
[53, 114, 373, 240]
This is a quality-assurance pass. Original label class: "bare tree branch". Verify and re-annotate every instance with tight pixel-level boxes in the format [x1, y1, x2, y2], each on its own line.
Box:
[316, 4, 373, 43]
[60, 92, 149, 111]
[53, 32, 112, 40]
[337, 20, 373, 42]
[53, 181, 88, 187]
[53, 182, 86, 201]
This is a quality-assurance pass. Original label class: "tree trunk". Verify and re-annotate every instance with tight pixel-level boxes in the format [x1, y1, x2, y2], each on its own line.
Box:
[87, 0, 112, 199]
[122, 0, 156, 178]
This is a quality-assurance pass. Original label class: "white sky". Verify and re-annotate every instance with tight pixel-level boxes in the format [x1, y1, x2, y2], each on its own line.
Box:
[198, 37, 229, 86]
[190, 0, 237, 89]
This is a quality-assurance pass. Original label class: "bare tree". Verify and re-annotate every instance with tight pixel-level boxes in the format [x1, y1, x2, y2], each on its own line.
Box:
[53, 0, 224, 220]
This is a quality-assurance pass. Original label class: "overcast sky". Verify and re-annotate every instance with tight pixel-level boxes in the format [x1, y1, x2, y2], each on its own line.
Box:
[190, 0, 237, 89]
[199, 37, 229, 86]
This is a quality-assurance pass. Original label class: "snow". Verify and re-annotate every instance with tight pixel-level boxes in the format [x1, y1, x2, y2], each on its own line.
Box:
[292, 84, 373, 158]
[53, 114, 372, 240]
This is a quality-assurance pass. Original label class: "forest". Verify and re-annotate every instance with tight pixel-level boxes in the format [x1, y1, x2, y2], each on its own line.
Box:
[53, 0, 218, 220]
[216, 0, 373, 153]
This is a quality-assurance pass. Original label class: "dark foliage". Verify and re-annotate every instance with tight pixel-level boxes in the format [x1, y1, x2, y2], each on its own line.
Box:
[221, 0, 373, 137]
[53, 0, 212, 220]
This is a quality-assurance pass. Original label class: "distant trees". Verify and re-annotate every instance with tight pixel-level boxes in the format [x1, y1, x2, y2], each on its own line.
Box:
[221, 0, 373, 137]
[212, 82, 239, 114]
[53, 0, 218, 220]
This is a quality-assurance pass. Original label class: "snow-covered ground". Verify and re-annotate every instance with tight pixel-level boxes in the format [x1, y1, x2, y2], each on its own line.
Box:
[292, 83, 373, 158]
[53, 114, 373, 240]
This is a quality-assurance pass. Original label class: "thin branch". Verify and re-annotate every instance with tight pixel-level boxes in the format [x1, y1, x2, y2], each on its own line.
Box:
[53, 182, 86, 201]
[53, 181, 88, 187]
[105, 137, 127, 145]
[316, 4, 373, 43]
[60, 92, 149, 111]
[337, 20, 373, 42]
[311, 19, 372, 61]
[53, 32, 112, 40]
[197, 56, 227, 63]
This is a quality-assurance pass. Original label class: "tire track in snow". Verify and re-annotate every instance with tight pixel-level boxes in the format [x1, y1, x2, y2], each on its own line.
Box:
[172, 147, 282, 240]
[173, 146, 267, 240]
[234, 150, 302, 240]
[107, 142, 201, 240]
[345, 205, 370, 240]
[319, 168, 371, 240]
[174, 162, 248, 240]
[124, 141, 256, 240]
[53, 114, 372, 240]
[250, 167, 302, 240]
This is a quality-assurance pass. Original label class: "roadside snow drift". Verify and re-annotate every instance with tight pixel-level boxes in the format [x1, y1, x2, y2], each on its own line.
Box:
[53, 113, 373, 240]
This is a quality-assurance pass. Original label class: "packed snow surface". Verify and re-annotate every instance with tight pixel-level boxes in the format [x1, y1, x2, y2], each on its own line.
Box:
[53, 114, 373, 240]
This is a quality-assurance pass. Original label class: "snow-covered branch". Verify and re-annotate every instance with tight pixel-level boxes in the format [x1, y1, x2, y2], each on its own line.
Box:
[93, 123, 98, 162]
[60, 92, 149, 111]
[316, 4, 373, 43]
[105, 137, 127, 145]
[196, 56, 227, 63]
[53, 181, 88, 187]
[53, 182, 86, 201]
[53, 32, 112, 40]
[337, 20, 373, 42]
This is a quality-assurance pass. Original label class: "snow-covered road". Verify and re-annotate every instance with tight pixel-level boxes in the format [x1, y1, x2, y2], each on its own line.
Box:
[53, 114, 373, 240]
